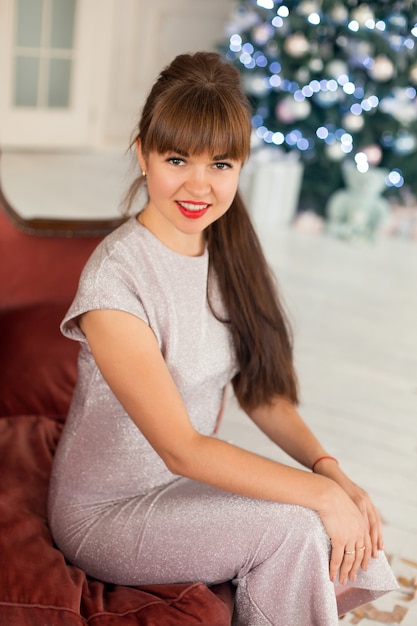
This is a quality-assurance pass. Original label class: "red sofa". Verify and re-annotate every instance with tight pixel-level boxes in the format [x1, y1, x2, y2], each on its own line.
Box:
[0, 175, 234, 625]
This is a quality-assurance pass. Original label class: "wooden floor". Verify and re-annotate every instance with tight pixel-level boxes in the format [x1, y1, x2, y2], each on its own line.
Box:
[218, 227, 417, 624]
[3, 150, 417, 623]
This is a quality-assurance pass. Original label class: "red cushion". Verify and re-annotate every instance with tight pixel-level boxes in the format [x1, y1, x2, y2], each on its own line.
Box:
[0, 204, 101, 310]
[0, 303, 77, 418]
[0, 415, 234, 625]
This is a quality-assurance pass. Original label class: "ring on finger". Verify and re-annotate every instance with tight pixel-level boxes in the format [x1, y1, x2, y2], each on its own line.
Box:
[344, 545, 366, 555]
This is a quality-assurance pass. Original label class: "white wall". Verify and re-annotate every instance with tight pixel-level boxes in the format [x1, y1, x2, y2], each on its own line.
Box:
[99, 0, 236, 149]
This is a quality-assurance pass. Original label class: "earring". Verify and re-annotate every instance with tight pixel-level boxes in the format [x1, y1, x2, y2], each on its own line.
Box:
[142, 170, 147, 178]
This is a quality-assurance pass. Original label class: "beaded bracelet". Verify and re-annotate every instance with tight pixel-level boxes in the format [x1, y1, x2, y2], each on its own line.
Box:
[311, 455, 338, 472]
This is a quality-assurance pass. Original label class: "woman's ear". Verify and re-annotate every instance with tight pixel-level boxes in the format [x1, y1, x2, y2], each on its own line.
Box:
[136, 140, 147, 175]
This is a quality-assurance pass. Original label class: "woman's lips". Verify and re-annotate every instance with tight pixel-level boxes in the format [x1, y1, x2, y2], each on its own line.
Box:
[176, 201, 210, 219]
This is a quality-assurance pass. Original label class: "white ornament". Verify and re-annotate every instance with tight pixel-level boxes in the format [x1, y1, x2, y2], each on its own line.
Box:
[293, 99, 312, 120]
[297, 1, 320, 15]
[351, 4, 374, 26]
[243, 74, 268, 96]
[326, 60, 348, 79]
[330, 4, 348, 24]
[380, 88, 417, 124]
[409, 63, 417, 84]
[369, 55, 395, 82]
[393, 131, 417, 155]
[326, 142, 345, 161]
[309, 58, 324, 72]
[342, 113, 365, 132]
[252, 23, 275, 46]
[314, 90, 339, 108]
[284, 32, 310, 57]
[225, 9, 260, 35]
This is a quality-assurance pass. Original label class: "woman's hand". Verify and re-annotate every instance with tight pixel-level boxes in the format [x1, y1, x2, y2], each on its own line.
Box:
[338, 478, 384, 557]
[313, 459, 384, 557]
[313, 458, 384, 583]
[316, 480, 372, 585]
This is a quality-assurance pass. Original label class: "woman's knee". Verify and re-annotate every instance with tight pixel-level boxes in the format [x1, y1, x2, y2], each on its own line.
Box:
[259, 503, 330, 555]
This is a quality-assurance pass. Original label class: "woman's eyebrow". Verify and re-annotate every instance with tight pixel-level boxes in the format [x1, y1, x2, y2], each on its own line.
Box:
[170, 148, 189, 157]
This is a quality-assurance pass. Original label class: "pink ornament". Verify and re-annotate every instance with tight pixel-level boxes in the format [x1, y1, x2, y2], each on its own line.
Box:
[362, 144, 382, 166]
[276, 97, 311, 123]
[275, 98, 296, 124]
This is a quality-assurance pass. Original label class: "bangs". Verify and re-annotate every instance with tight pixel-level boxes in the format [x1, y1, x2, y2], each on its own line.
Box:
[143, 85, 251, 162]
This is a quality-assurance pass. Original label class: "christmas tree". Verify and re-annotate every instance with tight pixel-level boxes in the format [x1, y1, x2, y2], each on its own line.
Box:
[221, 0, 417, 216]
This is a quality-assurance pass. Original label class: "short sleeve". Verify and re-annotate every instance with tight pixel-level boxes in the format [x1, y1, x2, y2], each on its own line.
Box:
[61, 242, 149, 343]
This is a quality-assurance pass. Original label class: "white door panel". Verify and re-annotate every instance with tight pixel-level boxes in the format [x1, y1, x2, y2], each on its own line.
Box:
[0, 0, 99, 148]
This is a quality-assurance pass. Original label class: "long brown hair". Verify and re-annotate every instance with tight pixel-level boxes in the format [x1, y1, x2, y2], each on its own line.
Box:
[125, 51, 298, 410]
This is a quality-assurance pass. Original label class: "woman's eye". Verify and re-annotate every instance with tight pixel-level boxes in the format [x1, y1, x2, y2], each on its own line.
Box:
[167, 157, 185, 166]
[214, 162, 232, 170]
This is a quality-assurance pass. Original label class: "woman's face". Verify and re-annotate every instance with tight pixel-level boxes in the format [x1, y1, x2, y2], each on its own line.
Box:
[137, 144, 242, 256]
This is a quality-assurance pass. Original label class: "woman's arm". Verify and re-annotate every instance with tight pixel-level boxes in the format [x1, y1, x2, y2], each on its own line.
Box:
[248, 397, 384, 559]
[80, 309, 372, 584]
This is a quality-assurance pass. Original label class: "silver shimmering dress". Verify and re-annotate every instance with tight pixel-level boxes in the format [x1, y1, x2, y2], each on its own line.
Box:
[48, 217, 398, 625]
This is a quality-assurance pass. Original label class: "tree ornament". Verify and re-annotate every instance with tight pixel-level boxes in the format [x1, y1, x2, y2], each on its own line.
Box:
[297, 1, 320, 16]
[336, 34, 348, 50]
[284, 32, 310, 57]
[351, 4, 375, 27]
[266, 39, 279, 57]
[380, 88, 417, 125]
[275, 96, 311, 123]
[325, 142, 345, 161]
[243, 74, 268, 96]
[409, 63, 417, 84]
[252, 23, 275, 46]
[325, 60, 349, 79]
[342, 113, 365, 132]
[275, 99, 296, 124]
[296, 67, 311, 83]
[362, 144, 383, 166]
[393, 131, 417, 156]
[388, 12, 408, 30]
[330, 4, 349, 24]
[368, 55, 395, 82]
[227, 8, 259, 33]
[293, 98, 311, 120]
[348, 39, 374, 65]
[309, 58, 324, 72]
[314, 89, 339, 108]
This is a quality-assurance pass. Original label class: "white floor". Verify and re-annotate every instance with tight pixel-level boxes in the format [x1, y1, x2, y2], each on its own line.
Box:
[3, 151, 417, 623]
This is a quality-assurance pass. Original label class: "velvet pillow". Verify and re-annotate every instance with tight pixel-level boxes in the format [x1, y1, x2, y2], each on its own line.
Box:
[0, 414, 234, 625]
[0, 303, 77, 418]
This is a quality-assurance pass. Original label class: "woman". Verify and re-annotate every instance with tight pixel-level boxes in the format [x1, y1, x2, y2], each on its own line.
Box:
[48, 52, 397, 625]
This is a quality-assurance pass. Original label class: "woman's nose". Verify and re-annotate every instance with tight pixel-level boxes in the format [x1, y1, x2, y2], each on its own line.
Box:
[184, 168, 211, 196]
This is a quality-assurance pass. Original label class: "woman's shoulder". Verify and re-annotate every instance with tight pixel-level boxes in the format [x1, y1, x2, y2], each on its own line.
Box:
[97, 215, 142, 257]
[82, 216, 147, 274]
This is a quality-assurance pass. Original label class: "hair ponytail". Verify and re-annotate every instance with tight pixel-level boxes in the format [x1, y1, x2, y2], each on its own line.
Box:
[207, 191, 299, 410]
